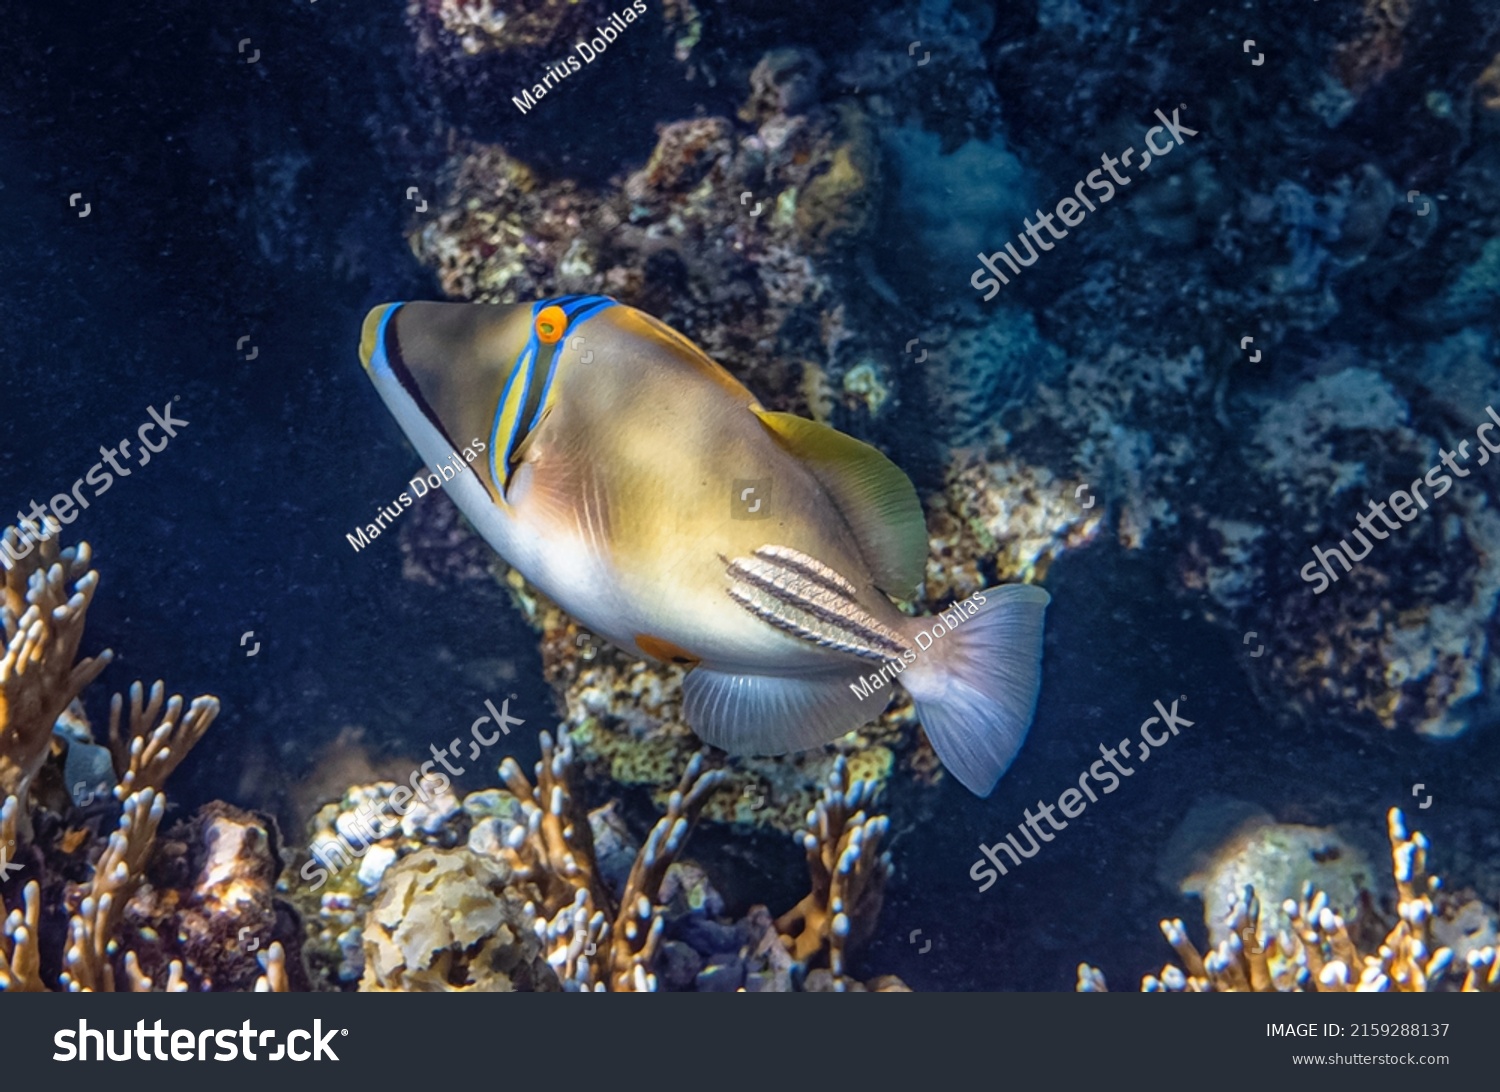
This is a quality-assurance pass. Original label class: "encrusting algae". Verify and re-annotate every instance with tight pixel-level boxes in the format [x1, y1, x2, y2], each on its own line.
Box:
[1078, 808, 1500, 993]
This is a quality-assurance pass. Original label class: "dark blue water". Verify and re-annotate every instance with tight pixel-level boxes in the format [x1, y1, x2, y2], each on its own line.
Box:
[3, 0, 1498, 992]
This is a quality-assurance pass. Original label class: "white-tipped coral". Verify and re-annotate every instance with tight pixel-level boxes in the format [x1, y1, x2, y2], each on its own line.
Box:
[107, 679, 219, 800]
[604, 752, 727, 991]
[60, 788, 166, 992]
[1, 518, 113, 813]
[498, 729, 727, 992]
[121, 950, 186, 993]
[1080, 808, 1492, 993]
[0, 520, 230, 993]
[775, 756, 891, 988]
[0, 877, 44, 992]
[253, 943, 289, 993]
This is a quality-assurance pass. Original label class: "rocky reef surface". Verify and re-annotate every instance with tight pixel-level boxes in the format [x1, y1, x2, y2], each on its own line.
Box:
[1, 521, 903, 991]
[4, 0, 1500, 994]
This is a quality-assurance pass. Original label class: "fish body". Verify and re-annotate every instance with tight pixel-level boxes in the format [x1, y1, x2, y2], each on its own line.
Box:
[359, 296, 1049, 795]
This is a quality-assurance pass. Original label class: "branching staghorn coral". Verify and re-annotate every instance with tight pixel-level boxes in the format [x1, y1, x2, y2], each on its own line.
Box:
[121, 950, 187, 992]
[108, 679, 220, 800]
[60, 788, 167, 992]
[254, 943, 290, 992]
[605, 753, 727, 992]
[0, 520, 228, 993]
[1, 518, 112, 816]
[497, 727, 728, 991]
[1078, 808, 1499, 993]
[496, 728, 609, 916]
[775, 756, 890, 987]
[0, 872, 44, 992]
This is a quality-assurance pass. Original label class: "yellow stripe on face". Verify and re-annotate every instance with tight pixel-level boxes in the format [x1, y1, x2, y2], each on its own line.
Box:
[359, 304, 398, 373]
[490, 341, 536, 495]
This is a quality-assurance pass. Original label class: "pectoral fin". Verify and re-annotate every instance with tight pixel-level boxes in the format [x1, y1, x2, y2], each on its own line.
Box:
[753, 409, 927, 598]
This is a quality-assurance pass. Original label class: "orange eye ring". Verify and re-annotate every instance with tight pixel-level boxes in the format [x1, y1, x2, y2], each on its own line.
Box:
[535, 305, 567, 344]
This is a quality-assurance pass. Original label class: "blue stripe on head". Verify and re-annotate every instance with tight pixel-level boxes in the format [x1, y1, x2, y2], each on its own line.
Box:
[567, 298, 615, 328]
[367, 302, 406, 380]
[561, 294, 613, 319]
[488, 296, 619, 499]
[492, 338, 538, 493]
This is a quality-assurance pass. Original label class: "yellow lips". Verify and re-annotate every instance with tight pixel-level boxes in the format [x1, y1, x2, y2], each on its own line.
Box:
[359, 304, 398, 372]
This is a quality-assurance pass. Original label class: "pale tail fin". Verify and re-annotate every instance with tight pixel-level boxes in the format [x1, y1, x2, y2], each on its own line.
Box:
[901, 585, 1050, 797]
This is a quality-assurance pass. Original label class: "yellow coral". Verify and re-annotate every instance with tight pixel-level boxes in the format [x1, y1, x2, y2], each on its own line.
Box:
[0, 521, 222, 993]
[1, 519, 112, 814]
[775, 757, 890, 987]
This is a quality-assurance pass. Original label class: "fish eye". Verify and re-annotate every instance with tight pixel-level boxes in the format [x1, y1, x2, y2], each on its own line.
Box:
[535, 305, 567, 344]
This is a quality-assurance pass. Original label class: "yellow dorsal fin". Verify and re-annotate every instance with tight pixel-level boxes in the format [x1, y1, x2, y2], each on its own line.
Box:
[753, 409, 927, 597]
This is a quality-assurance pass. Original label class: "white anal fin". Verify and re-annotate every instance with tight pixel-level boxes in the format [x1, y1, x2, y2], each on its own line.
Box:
[682, 667, 884, 756]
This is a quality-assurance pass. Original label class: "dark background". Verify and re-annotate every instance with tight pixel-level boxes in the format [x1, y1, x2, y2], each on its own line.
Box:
[1, 0, 1496, 992]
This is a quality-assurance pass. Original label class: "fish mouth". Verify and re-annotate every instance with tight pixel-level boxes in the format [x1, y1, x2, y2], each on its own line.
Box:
[359, 303, 402, 374]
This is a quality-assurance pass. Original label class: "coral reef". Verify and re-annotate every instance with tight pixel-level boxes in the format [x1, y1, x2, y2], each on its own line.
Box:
[1079, 808, 1500, 992]
[1158, 800, 1377, 951]
[59, 789, 167, 992]
[293, 736, 901, 991]
[542, 600, 903, 832]
[1477, 50, 1500, 111]
[1, 519, 112, 823]
[296, 728, 733, 991]
[11, 0, 1500, 1000]
[1335, 0, 1412, 98]
[411, 51, 885, 422]
[774, 759, 890, 984]
[410, 0, 700, 63]
[918, 308, 1065, 452]
[124, 802, 303, 992]
[493, 731, 727, 991]
[987, 222, 1500, 743]
[925, 451, 1102, 599]
[0, 520, 304, 992]
[1219, 366, 1500, 739]
[360, 847, 558, 991]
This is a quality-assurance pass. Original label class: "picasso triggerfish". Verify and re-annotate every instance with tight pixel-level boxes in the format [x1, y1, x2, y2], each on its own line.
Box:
[358, 295, 1049, 795]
